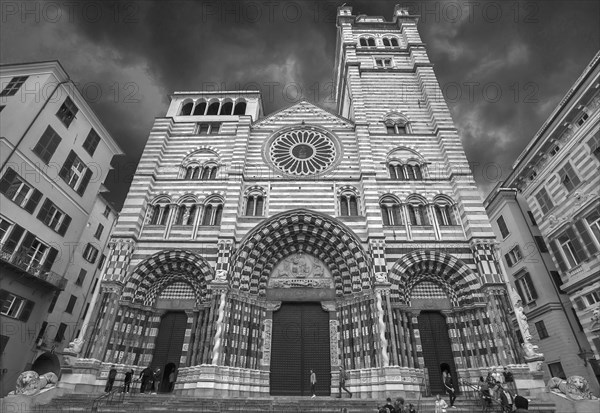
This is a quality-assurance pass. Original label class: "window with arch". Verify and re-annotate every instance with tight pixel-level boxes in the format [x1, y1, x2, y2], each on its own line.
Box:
[201, 200, 223, 226]
[383, 38, 391, 47]
[148, 199, 171, 226]
[434, 199, 457, 226]
[233, 101, 246, 115]
[174, 202, 197, 226]
[407, 200, 430, 226]
[391, 38, 399, 46]
[367, 37, 375, 46]
[206, 101, 220, 115]
[200, 164, 218, 180]
[193, 100, 207, 115]
[339, 191, 359, 216]
[388, 161, 423, 180]
[180, 101, 193, 116]
[405, 163, 423, 180]
[184, 165, 200, 180]
[359, 38, 367, 46]
[380, 196, 402, 226]
[219, 101, 233, 115]
[245, 191, 265, 216]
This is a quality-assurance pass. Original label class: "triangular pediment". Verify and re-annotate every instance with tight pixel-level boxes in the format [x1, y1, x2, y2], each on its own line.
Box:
[253, 100, 354, 129]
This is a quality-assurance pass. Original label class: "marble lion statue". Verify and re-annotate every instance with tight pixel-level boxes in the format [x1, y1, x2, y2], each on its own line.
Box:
[9, 371, 58, 396]
[547, 375, 598, 400]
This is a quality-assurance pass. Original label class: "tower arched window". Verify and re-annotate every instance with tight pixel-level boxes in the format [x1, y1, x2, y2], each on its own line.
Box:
[148, 201, 171, 226]
[339, 192, 359, 216]
[383, 38, 391, 47]
[359, 38, 367, 46]
[245, 194, 265, 216]
[388, 162, 405, 180]
[201, 202, 223, 226]
[233, 101, 247, 115]
[367, 37, 375, 46]
[200, 164, 218, 180]
[407, 203, 429, 226]
[206, 101, 220, 115]
[175, 203, 197, 226]
[434, 203, 456, 226]
[380, 196, 402, 226]
[391, 38, 399, 47]
[220, 101, 233, 115]
[193, 101, 207, 115]
[180, 102, 193, 116]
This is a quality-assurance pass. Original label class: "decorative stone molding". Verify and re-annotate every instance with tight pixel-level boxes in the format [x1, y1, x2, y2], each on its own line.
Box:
[265, 301, 282, 312]
[321, 301, 336, 312]
[261, 319, 273, 367]
[329, 320, 340, 367]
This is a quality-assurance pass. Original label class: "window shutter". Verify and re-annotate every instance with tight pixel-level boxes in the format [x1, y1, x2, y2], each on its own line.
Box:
[37, 199, 52, 222]
[575, 220, 598, 256]
[77, 169, 93, 195]
[42, 247, 59, 271]
[0, 168, 17, 194]
[59, 151, 76, 180]
[24, 189, 42, 213]
[3, 225, 24, 253]
[565, 227, 586, 262]
[19, 300, 35, 322]
[58, 214, 71, 236]
[573, 297, 585, 311]
[504, 253, 512, 268]
[514, 280, 526, 303]
[18, 232, 36, 254]
[550, 240, 568, 272]
[524, 273, 538, 300]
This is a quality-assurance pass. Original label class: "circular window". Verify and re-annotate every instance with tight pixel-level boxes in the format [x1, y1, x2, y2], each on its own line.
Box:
[268, 127, 338, 176]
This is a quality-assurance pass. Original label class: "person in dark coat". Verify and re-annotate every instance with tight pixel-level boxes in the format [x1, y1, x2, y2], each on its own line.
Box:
[336, 366, 352, 398]
[139, 365, 153, 394]
[123, 369, 133, 393]
[443, 370, 456, 407]
[152, 368, 162, 394]
[514, 394, 529, 412]
[498, 385, 514, 412]
[105, 365, 117, 392]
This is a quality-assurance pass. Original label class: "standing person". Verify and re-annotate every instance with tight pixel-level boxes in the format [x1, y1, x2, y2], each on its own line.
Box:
[105, 365, 118, 392]
[498, 385, 513, 412]
[123, 369, 133, 393]
[434, 394, 448, 413]
[503, 366, 516, 394]
[379, 397, 395, 413]
[394, 396, 407, 413]
[139, 365, 153, 394]
[408, 403, 417, 413]
[486, 371, 496, 399]
[152, 368, 162, 394]
[513, 395, 529, 412]
[310, 369, 317, 398]
[443, 370, 456, 408]
[478, 376, 492, 412]
[336, 366, 352, 398]
[168, 368, 177, 392]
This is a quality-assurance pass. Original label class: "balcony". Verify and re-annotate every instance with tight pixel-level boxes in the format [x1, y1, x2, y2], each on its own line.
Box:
[0, 245, 66, 291]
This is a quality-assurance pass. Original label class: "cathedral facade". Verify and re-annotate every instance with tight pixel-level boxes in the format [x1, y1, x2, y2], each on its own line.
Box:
[74, 6, 529, 398]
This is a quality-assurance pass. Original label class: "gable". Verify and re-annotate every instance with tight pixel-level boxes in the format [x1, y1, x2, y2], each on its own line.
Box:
[253, 100, 354, 130]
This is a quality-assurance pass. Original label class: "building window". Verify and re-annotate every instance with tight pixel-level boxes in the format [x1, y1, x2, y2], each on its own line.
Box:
[577, 112, 589, 126]
[19, 233, 57, 271]
[585, 291, 600, 306]
[339, 193, 359, 216]
[201, 165, 218, 180]
[0, 168, 43, 213]
[1, 76, 28, 96]
[33, 126, 62, 163]
[559, 162, 580, 192]
[0, 290, 34, 321]
[200, 203, 223, 226]
[548, 361, 566, 379]
[65, 295, 77, 314]
[94, 223, 104, 239]
[245, 194, 265, 217]
[0, 218, 12, 244]
[527, 211, 537, 226]
[148, 203, 171, 226]
[37, 199, 71, 235]
[405, 164, 423, 180]
[56, 97, 78, 128]
[388, 163, 404, 180]
[435, 204, 456, 226]
[83, 243, 99, 264]
[82, 303, 90, 320]
[535, 188, 554, 215]
[54, 323, 67, 342]
[557, 231, 584, 268]
[497, 215, 510, 238]
[75, 269, 87, 286]
[103, 205, 111, 218]
[48, 293, 59, 313]
[534, 236, 548, 253]
[585, 210, 600, 247]
[174, 204, 197, 226]
[97, 254, 106, 269]
[549, 145, 560, 157]
[515, 272, 537, 303]
[550, 271, 564, 291]
[380, 196, 402, 226]
[196, 123, 221, 135]
[505, 245, 523, 267]
[375, 58, 392, 69]
[534, 320, 549, 339]
[83, 129, 101, 156]
[59, 151, 92, 195]
[588, 132, 600, 161]
[408, 204, 430, 226]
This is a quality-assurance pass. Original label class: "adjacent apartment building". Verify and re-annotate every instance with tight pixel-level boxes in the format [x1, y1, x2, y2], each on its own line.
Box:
[495, 51, 600, 387]
[484, 185, 599, 391]
[0, 61, 122, 396]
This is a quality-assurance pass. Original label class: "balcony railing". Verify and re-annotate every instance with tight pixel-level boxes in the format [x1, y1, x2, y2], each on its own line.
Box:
[0, 244, 66, 290]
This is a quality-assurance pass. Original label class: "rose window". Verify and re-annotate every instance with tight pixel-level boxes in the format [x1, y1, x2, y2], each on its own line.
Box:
[268, 128, 337, 176]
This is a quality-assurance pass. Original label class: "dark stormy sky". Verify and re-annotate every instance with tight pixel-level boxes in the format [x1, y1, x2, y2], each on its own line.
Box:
[1, 0, 598, 209]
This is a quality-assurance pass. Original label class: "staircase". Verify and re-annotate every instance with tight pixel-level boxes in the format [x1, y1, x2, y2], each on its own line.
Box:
[32, 393, 557, 412]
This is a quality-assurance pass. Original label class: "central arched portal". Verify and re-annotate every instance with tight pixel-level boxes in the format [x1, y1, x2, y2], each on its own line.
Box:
[270, 302, 331, 396]
[152, 311, 187, 384]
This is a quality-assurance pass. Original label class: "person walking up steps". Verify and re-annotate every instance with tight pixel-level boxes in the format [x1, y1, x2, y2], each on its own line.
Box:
[310, 369, 317, 398]
[336, 366, 352, 398]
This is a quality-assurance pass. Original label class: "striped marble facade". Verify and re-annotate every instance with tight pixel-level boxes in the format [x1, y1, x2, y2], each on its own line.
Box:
[76, 6, 530, 398]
